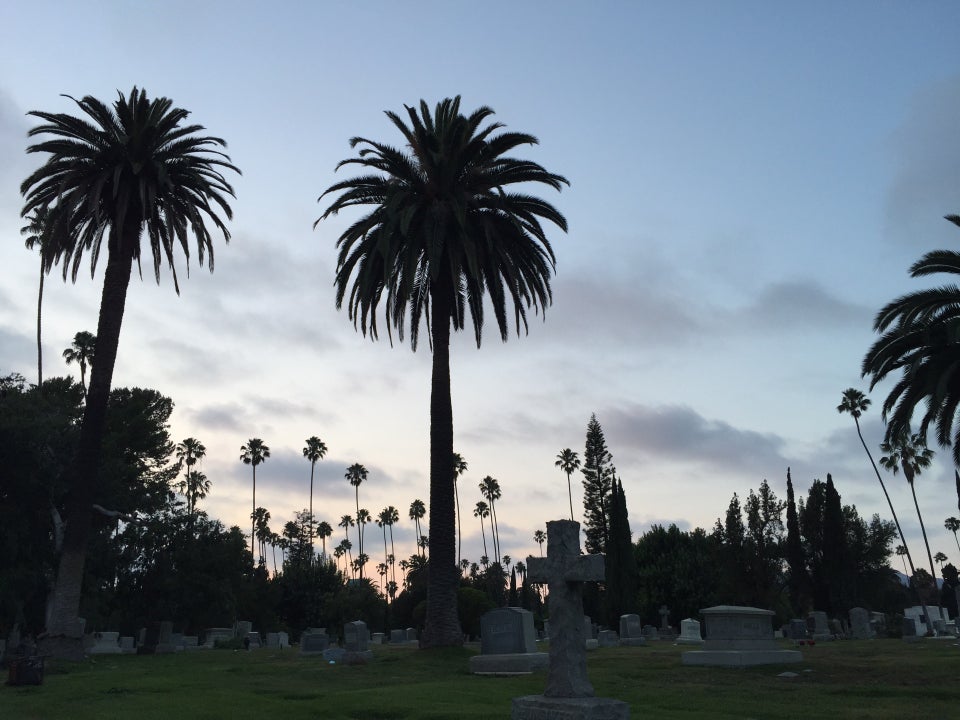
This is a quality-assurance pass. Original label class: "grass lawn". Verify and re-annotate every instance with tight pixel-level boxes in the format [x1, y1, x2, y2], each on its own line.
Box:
[1, 638, 957, 719]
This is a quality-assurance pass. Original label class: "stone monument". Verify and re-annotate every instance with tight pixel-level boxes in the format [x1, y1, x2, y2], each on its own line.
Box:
[343, 621, 373, 663]
[681, 606, 802, 667]
[618, 614, 646, 647]
[512, 519, 629, 719]
[675, 618, 704, 646]
[470, 607, 548, 674]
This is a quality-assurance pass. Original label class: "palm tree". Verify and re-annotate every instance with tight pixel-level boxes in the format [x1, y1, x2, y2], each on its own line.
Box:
[345, 463, 368, 569]
[555, 448, 581, 521]
[409, 499, 426, 556]
[356, 507, 372, 578]
[945, 517, 960, 555]
[303, 436, 328, 556]
[338, 514, 355, 570]
[62, 331, 96, 398]
[534, 529, 546, 556]
[333, 542, 345, 574]
[479, 475, 502, 563]
[251, 506, 271, 568]
[175, 437, 207, 516]
[241, 439, 270, 561]
[377, 508, 392, 582]
[880, 430, 938, 593]
[317, 97, 568, 647]
[515, 559, 526, 584]
[473, 501, 490, 560]
[837, 389, 921, 586]
[453, 452, 468, 569]
[934, 551, 948, 568]
[21, 206, 50, 386]
[895, 544, 909, 575]
[383, 505, 400, 584]
[21, 88, 238, 647]
[862, 215, 960, 465]
[316, 520, 333, 560]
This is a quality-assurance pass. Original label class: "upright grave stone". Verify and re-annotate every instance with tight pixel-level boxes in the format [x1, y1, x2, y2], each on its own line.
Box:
[596, 630, 619, 648]
[470, 607, 547, 674]
[513, 519, 629, 720]
[676, 618, 704, 646]
[203, 628, 234, 648]
[155, 621, 175, 654]
[389, 629, 407, 644]
[300, 628, 329, 655]
[641, 625, 659, 641]
[584, 617, 598, 650]
[89, 632, 122, 655]
[849, 608, 875, 640]
[343, 621, 373, 663]
[618, 614, 646, 647]
[138, 622, 161, 655]
[807, 611, 832, 641]
[902, 617, 921, 642]
[681, 606, 802, 667]
[786, 619, 808, 641]
[659, 606, 670, 632]
[119, 636, 136, 654]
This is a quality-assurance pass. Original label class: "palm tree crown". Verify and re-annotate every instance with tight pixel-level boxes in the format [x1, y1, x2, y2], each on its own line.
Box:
[62, 331, 96, 398]
[862, 215, 960, 464]
[317, 97, 567, 647]
[20, 87, 238, 646]
[556, 447, 581, 521]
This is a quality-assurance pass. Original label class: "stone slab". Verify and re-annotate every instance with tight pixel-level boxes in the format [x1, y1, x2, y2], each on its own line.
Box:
[512, 695, 630, 720]
[681, 649, 803, 667]
[469, 652, 549, 675]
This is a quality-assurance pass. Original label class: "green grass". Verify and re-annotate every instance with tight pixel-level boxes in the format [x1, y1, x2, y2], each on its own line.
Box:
[2, 639, 958, 719]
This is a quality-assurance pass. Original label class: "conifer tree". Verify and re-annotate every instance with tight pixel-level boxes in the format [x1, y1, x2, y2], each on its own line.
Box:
[784, 468, 808, 614]
[605, 478, 639, 625]
[581, 414, 613, 554]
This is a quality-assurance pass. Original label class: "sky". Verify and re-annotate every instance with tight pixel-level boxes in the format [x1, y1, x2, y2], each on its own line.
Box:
[2, 2, 960, 576]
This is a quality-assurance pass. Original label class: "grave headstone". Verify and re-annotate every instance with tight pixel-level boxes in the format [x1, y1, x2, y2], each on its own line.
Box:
[659, 605, 670, 631]
[807, 611, 832, 641]
[389, 629, 406, 644]
[182, 636, 199, 651]
[300, 629, 330, 655]
[676, 618, 704, 646]
[681, 605, 802, 667]
[849, 608, 875, 640]
[543, 620, 550, 640]
[405, 627, 417, 642]
[155, 621, 175, 654]
[642, 625, 659, 641]
[902, 616, 921, 642]
[513, 519, 629, 719]
[371, 632, 384, 645]
[236, 620, 253, 639]
[618, 614, 646, 647]
[828, 619, 844, 638]
[322, 647, 346, 663]
[138, 622, 161, 655]
[203, 627, 234, 648]
[169, 632, 184, 651]
[596, 630, 619, 648]
[343, 621, 373, 663]
[787, 618, 808, 641]
[89, 631, 122, 655]
[119, 636, 136, 654]
[584, 617, 599, 650]
[470, 607, 547, 674]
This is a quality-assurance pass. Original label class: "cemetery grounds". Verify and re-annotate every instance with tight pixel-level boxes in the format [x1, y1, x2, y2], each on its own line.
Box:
[1, 639, 958, 719]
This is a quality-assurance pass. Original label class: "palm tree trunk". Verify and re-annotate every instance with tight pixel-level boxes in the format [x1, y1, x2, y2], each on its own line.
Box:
[42, 239, 134, 657]
[480, 516, 488, 559]
[455, 481, 461, 569]
[490, 499, 500, 564]
[309, 461, 315, 558]
[251, 465, 256, 561]
[36, 263, 44, 386]
[389, 525, 396, 585]
[421, 291, 462, 648]
[567, 470, 574, 521]
[908, 477, 943, 626]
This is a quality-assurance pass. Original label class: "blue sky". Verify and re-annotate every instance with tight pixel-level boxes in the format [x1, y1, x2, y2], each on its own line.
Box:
[2, 2, 959, 571]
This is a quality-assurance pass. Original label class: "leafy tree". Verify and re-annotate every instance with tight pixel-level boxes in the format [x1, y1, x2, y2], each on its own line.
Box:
[20, 88, 238, 654]
[945, 517, 960, 555]
[62, 331, 96, 398]
[743, 479, 786, 612]
[713, 493, 748, 604]
[862, 215, 960, 465]
[303, 436, 328, 556]
[879, 430, 939, 607]
[21, 207, 50, 386]
[317, 97, 568, 647]
[582, 414, 613, 554]
[240, 439, 270, 561]
[479, 475, 502, 563]
[252, 507, 271, 567]
[453, 452, 468, 568]
[555, 448, 580, 521]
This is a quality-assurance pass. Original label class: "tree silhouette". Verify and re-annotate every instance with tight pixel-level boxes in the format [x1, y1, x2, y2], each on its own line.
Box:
[555, 448, 581, 521]
[453, 452, 468, 569]
[534, 529, 546, 556]
[474, 501, 490, 561]
[21, 206, 50, 386]
[317, 97, 567, 646]
[241, 439, 270, 561]
[945, 517, 960, 555]
[345, 463, 368, 575]
[303, 436, 328, 557]
[62, 331, 96, 399]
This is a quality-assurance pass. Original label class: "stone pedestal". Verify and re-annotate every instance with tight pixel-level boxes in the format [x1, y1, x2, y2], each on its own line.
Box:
[681, 606, 802, 667]
[512, 695, 630, 719]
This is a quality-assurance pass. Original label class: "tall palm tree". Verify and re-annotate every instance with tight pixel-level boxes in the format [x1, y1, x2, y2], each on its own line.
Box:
[479, 475, 502, 563]
[453, 452, 468, 569]
[317, 97, 567, 647]
[534, 529, 546, 556]
[241, 439, 270, 561]
[945, 517, 960, 555]
[252, 506, 271, 568]
[377, 508, 392, 582]
[345, 463, 368, 572]
[338, 514, 355, 570]
[837, 389, 921, 585]
[303, 436, 328, 556]
[862, 215, 960, 465]
[21, 88, 238, 647]
[555, 448, 581, 521]
[383, 505, 400, 584]
[175, 437, 207, 516]
[880, 430, 939, 598]
[409, 499, 426, 556]
[316, 520, 333, 560]
[895, 544, 909, 575]
[473, 501, 489, 560]
[21, 206, 50, 386]
[62, 331, 96, 398]
[356, 507, 372, 578]
[934, 551, 948, 568]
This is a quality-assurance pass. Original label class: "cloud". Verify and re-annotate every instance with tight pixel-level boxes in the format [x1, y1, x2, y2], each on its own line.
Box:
[186, 402, 250, 432]
[732, 280, 871, 332]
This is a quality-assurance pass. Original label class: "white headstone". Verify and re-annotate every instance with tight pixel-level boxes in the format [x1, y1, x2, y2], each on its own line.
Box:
[676, 618, 704, 645]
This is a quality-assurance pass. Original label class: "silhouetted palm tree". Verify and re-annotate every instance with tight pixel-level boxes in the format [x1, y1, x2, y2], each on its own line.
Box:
[62, 331, 96, 398]
[21, 88, 238, 645]
[338, 514, 355, 571]
[303, 436, 328, 556]
[555, 448, 580, 521]
[862, 215, 960, 464]
[346, 463, 368, 574]
[21, 206, 50, 386]
[934, 551, 948, 568]
[241, 439, 270, 561]
[945, 517, 960, 555]
[534, 529, 546, 556]
[317, 97, 567, 646]
[409, 499, 426, 557]
[895, 544, 909, 575]
[316, 520, 333, 560]
[175, 437, 207, 517]
[479, 475, 502, 562]
[474, 501, 490, 560]
[453, 452, 468, 569]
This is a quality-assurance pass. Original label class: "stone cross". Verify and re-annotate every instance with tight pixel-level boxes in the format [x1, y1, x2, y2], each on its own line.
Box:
[659, 605, 670, 630]
[526, 519, 604, 698]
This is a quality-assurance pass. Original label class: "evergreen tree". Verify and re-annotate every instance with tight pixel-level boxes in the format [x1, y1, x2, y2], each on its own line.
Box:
[823, 474, 846, 612]
[605, 478, 639, 626]
[581, 414, 613, 554]
[784, 468, 808, 614]
[743, 479, 785, 610]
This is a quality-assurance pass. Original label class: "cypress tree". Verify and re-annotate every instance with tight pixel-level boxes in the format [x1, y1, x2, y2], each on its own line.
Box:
[605, 478, 639, 626]
[785, 468, 808, 615]
[581, 414, 613, 554]
[823, 474, 846, 614]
